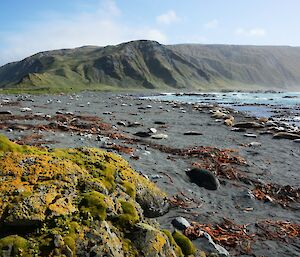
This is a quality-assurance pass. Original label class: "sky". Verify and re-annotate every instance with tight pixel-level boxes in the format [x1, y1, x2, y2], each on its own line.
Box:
[1, 0, 300, 65]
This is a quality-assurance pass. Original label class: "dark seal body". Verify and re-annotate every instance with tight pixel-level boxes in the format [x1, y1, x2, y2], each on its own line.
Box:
[186, 168, 219, 190]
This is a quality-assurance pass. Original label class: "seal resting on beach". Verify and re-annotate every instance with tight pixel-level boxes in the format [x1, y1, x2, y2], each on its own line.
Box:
[186, 168, 220, 190]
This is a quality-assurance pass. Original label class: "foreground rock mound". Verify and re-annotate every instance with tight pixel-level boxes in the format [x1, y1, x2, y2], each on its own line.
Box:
[0, 135, 193, 257]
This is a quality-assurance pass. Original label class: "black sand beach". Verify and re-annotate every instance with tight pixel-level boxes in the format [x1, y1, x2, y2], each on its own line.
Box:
[0, 92, 299, 256]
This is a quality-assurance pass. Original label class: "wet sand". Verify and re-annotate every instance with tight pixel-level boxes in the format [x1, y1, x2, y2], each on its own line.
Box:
[0, 92, 299, 256]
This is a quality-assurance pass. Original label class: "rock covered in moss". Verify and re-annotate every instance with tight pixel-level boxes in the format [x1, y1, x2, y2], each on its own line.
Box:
[0, 135, 191, 257]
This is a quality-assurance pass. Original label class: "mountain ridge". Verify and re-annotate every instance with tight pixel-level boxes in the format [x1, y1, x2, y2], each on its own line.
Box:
[1, 40, 300, 92]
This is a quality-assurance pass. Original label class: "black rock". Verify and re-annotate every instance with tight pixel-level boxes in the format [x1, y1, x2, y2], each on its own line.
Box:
[186, 168, 219, 190]
[134, 131, 151, 137]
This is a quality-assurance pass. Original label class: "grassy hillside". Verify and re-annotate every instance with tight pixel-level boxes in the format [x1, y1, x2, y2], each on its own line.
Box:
[0, 40, 300, 92]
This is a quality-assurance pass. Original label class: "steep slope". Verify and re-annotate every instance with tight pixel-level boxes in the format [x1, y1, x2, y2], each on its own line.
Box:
[0, 40, 300, 92]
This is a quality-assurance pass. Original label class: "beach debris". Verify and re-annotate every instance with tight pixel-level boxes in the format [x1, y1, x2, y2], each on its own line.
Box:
[184, 219, 255, 255]
[273, 132, 300, 140]
[104, 143, 135, 154]
[255, 220, 300, 241]
[172, 217, 191, 230]
[244, 133, 257, 138]
[169, 193, 202, 209]
[252, 183, 300, 208]
[151, 133, 168, 139]
[186, 168, 220, 190]
[183, 131, 203, 135]
[233, 122, 264, 129]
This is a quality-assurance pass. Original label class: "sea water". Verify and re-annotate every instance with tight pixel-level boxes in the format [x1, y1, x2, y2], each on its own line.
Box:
[147, 92, 300, 127]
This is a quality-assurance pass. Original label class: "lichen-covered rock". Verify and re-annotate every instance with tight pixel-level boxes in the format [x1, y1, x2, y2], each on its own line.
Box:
[131, 223, 178, 257]
[0, 135, 191, 257]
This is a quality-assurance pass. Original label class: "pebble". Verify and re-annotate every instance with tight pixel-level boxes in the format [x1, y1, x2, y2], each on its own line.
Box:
[249, 141, 261, 147]
[20, 107, 32, 112]
[134, 131, 151, 138]
[148, 128, 157, 134]
[151, 134, 168, 139]
[171, 217, 191, 230]
[244, 133, 257, 138]
[117, 121, 126, 126]
[293, 139, 300, 143]
[183, 131, 203, 135]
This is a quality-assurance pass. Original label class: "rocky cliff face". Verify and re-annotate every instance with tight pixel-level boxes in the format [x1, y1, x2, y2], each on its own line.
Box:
[0, 135, 195, 257]
[1, 40, 300, 92]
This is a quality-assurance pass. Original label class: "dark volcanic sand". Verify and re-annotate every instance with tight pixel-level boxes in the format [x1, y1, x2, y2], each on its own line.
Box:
[0, 92, 299, 257]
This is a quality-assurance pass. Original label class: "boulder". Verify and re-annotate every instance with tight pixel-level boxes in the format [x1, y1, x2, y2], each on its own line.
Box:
[186, 168, 220, 190]
[131, 223, 178, 257]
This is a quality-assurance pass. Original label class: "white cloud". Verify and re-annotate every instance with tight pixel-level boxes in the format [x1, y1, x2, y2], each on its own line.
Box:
[235, 27, 266, 37]
[203, 19, 219, 29]
[0, 0, 167, 65]
[156, 10, 180, 25]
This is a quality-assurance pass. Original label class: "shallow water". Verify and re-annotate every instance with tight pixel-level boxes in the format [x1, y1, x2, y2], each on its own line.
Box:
[147, 92, 300, 126]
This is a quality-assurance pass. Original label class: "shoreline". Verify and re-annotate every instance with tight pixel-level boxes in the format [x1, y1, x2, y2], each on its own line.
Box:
[0, 92, 299, 256]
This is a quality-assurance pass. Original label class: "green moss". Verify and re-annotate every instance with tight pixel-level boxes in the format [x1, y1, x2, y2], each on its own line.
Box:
[79, 191, 107, 221]
[162, 230, 184, 257]
[122, 181, 136, 198]
[172, 231, 196, 256]
[63, 236, 76, 253]
[115, 201, 140, 228]
[122, 239, 139, 257]
[0, 235, 29, 256]
[0, 134, 25, 154]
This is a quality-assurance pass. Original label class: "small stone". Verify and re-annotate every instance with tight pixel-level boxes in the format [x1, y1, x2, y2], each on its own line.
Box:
[134, 131, 151, 138]
[183, 131, 203, 135]
[231, 127, 246, 132]
[151, 134, 168, 139]
[103, 111, 112, 115]
[20, 107, 32, 112]
[293, 139, 300, 143]
[117, 121, 126, 126]
[249, 141, 261, 147]
[171, 217, 191, 230]
[244, 133, 257, 138]
[128, 122, 142, 127]
[148, 128, 157, 134]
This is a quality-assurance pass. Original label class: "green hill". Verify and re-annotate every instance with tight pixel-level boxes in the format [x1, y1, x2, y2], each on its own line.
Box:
[0, 40, 300, 92]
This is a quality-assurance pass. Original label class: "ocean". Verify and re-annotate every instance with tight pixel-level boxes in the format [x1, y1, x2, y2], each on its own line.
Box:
[147, 92, 300, 127]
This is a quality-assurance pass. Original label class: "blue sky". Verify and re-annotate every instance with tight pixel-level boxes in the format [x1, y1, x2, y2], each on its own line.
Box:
[1, 0, 300, 65]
